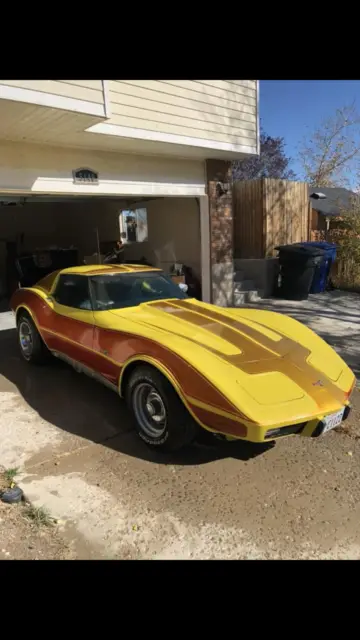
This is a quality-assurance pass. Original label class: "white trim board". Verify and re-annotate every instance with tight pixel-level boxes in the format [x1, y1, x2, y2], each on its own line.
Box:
[199, 196, 211, 303]
[0, 84, 106, 118]
[101, 80, 111, 118]
[87, 122, 258, 156]
[0, 177, 206, 197]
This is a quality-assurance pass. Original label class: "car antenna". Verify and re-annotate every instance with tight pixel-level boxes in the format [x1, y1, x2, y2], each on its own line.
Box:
[95, 227, 101, 264]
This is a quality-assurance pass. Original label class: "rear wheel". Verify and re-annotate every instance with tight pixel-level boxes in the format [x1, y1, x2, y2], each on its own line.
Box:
[125, 365, 199, 452]
[17, 312, 50, 365]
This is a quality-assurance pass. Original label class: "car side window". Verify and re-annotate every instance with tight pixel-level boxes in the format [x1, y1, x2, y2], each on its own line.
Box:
[53, 275, 92, 310]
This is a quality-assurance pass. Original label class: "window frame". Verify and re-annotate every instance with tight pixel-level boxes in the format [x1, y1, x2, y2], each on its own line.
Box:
[53, 274, 94, 311]
[119, 207, 148, 244]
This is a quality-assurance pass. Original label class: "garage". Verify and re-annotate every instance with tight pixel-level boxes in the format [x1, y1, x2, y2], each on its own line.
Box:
[0, 194, 203, 302]
[0, 140, 210, 308]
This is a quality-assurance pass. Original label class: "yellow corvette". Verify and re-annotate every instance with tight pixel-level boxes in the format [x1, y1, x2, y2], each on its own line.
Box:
[10, 264, 355, 451]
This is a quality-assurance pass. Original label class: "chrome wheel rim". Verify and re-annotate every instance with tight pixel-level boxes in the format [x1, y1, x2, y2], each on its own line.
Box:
[19, 321, 33, 358]
[132, 383, 167, 439]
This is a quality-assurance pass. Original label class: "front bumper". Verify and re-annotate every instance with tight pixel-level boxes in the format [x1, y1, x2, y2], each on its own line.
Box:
[225, 404, 352, 443]
[309, 403, 352, 438]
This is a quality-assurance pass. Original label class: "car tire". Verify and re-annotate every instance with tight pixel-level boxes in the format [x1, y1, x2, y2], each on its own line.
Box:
[17, 311, 50, 365]
[125, 365, 199, 452]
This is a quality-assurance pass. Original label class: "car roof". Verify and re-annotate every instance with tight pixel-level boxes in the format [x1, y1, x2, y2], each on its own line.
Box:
[60, 264, 162, 276]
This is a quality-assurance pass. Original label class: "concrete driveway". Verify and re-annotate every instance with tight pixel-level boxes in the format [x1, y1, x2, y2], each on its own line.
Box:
[1, 291, 360, 559]
[247, 290, 360, 378]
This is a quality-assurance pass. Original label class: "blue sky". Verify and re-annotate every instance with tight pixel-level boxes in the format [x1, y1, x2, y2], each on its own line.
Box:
[259, 80, 360, 180]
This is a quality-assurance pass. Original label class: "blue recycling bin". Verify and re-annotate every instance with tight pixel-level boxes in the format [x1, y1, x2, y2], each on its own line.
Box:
[296, 242, 337, 293]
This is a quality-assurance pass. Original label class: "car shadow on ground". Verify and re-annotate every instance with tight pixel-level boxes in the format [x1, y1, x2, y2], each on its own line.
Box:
[0, 328, 273, 466]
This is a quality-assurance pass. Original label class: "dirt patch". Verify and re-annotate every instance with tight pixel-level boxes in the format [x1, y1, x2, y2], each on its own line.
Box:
[335, 386, 360, 440]
[0, 467, 75, 560]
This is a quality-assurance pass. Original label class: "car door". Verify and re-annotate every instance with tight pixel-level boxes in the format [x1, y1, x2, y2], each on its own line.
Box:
[44, 274, 96, 371]
[89, 276, 128, 388]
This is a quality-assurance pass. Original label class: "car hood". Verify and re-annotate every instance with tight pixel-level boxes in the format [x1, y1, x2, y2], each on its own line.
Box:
[107, 298, 354, 422]
[109, 298, 292, 361]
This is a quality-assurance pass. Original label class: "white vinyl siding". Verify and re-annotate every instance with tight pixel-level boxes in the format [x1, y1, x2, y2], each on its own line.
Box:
[107, 80, 258, 151]
[0, 80, 104, 104]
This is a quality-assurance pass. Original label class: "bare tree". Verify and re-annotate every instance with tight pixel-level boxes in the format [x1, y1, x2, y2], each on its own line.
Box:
[299, 103, 360, 187]
[233, 126, 296, 181]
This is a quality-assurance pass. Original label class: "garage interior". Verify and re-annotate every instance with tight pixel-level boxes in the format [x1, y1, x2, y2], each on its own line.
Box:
[0, 195, 202, 305]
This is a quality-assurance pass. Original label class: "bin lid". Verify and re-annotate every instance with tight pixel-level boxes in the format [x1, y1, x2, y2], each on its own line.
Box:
[275, 244, 326, 257]
[294, 241, 337, 250]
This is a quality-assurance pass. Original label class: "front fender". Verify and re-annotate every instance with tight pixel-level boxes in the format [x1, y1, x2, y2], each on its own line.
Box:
[118, 353, 248, 439]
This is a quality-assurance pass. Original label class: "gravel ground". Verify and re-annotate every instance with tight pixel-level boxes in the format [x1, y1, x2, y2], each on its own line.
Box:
[3, 387, 359, 561]
[0, 469, 75, 560]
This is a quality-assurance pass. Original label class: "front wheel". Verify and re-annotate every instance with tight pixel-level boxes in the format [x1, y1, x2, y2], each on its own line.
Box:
[125, 365, 199, 452]
[17, 312, 50, 365]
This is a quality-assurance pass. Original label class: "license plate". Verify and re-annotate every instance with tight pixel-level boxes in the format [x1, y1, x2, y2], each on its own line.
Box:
[322, 408, 345, 434]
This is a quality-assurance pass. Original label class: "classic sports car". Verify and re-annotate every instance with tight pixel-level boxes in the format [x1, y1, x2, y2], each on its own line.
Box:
[10, 264, 355, 451]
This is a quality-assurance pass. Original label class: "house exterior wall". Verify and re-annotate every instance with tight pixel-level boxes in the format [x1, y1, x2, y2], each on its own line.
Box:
[0, 140, 206, 197]
[205, 160, 234, 306]
[0, 80, 261, 306]
[0, 80, 259, 158]
[106, 80, 258, 155]
[0, 80, 105, 105]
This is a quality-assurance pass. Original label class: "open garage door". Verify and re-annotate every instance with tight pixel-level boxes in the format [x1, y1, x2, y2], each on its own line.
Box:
[0, 194, 203, 305]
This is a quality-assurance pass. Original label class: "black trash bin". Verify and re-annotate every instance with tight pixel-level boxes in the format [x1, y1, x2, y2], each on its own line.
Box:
[274, 244, 326, 301]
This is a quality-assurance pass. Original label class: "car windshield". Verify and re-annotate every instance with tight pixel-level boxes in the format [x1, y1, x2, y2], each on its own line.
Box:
[90, 271, 188, 311]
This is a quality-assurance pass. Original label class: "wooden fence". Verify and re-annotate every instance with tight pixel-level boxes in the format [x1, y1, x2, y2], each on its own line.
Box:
[233, 178, 309, 258]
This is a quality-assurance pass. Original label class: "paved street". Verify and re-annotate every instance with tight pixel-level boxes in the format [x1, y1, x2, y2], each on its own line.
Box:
[246, 290, 360, 378]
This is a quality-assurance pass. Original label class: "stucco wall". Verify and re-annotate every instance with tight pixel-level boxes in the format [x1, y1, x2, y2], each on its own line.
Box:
[0, 140, 206, 197]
